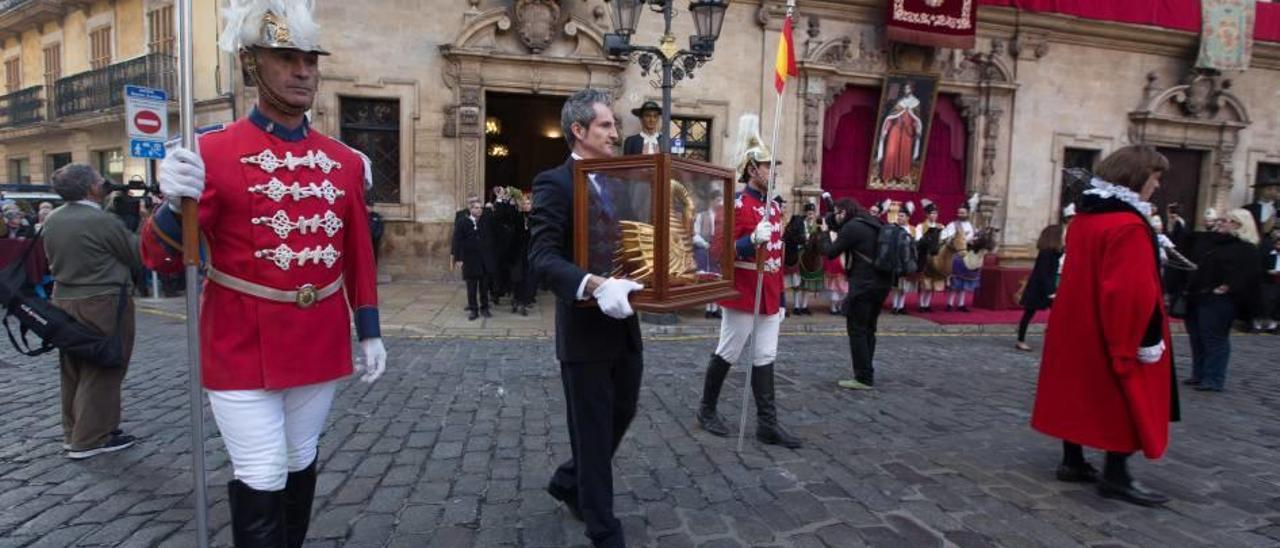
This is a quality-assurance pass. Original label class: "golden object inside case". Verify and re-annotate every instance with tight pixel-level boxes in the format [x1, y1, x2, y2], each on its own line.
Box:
[611, 180, 699, 285]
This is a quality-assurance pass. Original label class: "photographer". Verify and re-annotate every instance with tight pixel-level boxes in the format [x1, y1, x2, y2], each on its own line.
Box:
[42, 163, 141, 459]
[820, 198, 892, 390]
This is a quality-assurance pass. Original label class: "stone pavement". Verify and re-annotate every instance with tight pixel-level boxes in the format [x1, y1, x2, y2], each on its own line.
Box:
[135, 281, 1055, 339]
[1, 309, 1277, 547]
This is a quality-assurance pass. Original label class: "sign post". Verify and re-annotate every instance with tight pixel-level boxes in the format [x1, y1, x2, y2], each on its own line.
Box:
[124, 85, 168, 160]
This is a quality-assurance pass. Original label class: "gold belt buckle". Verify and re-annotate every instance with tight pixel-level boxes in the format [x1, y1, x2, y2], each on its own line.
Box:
[295, 284, 318, 308]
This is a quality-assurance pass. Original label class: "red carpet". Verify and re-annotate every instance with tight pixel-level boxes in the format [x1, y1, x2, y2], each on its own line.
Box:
[883, 292, 1048, 325]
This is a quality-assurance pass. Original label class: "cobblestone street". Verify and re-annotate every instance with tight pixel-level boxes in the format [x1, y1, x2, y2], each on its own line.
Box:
[1, 311, 1277, 547]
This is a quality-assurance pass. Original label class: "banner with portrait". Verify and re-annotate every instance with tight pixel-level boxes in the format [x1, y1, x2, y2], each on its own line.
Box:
[868, 73, 940, 192]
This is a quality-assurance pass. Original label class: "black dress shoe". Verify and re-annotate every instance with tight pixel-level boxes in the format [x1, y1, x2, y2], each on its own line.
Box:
[1181, 378, 1201, 386]
[520, 306, 529, 316]
[958, 306, 971, 313]
[1193, 384, 1223, 392]
[545, 483, 583, 521]
[467, 310, 478, 321]
[480, 308, 492, 318]
[1055, 463, 1099, 483]
[1097, 480, 1169, 507]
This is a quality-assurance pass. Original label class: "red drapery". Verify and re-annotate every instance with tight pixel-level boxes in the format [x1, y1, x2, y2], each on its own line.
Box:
[978, 0, 1280, 42]
[821, 86, 968, 225]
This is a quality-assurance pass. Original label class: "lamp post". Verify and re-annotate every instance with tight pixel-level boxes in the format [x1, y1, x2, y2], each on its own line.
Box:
[604, 0, 729, 153]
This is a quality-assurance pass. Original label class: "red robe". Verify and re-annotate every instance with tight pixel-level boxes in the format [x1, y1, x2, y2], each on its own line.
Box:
[1031, 211, 1172, 459]
[141, 116, 379, 391]
[719, 186, 784, 315]
[879, 107, 919, 182]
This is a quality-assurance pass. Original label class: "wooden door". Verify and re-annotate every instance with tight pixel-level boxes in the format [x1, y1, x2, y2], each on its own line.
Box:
[1155, 147, 1204, 227]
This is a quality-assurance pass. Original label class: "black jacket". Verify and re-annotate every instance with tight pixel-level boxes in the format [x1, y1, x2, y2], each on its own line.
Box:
[529, 157, 642, 363]
[622, 134, 667, 156]
[1019, 249, 1062, 311]
[451, 214, 494, 279]
[820, 213, 892, 299]
[1185, 231, 1263, 309]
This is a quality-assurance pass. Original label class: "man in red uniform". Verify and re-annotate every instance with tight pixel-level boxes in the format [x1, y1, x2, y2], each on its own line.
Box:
[141, 2, 386, 545]
[694, 114, 801, 449]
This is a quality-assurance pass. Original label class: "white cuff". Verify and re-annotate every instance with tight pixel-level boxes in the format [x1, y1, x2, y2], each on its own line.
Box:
[1137, 340, 1165, 364]
[576, 274, 592, 301]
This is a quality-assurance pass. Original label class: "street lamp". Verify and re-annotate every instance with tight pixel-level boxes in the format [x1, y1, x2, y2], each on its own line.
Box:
[604, 0, 729, 153]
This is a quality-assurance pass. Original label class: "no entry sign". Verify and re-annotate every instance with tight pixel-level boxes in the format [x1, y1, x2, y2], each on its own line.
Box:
[125, 85, 168, 159]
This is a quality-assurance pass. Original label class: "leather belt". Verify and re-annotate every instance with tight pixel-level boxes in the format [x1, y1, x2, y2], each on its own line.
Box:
[207, 267, 343, 309]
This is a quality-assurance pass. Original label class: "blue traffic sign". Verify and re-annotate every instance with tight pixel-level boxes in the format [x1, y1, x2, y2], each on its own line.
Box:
[130, 139, 166, 159]
[125, 85, 167, 103]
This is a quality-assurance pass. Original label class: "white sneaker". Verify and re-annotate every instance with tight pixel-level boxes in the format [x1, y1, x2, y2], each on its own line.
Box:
[66, 434, 136, 460]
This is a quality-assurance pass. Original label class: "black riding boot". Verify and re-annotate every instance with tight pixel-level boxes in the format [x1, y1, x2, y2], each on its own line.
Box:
[228, 480, 287, 548]
[751, 364, 802, 448]
[697, 354, 733, 436]
[283, 461, 318, 548]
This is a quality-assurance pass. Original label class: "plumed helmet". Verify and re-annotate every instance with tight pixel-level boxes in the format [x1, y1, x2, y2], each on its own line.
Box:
[219, 0, 329, 55]
[731, 114, 779, 182]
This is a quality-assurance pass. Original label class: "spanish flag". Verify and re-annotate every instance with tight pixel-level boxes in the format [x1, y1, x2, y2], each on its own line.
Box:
[774, 14, 797, 94]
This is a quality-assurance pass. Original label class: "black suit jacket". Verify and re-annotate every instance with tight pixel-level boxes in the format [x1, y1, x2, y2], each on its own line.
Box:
[452, 214, 495, 279]
[622, 134, 667, 156]
[529, 157, 642, 363]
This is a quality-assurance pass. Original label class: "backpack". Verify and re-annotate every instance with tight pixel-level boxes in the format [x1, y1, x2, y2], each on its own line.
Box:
[872, 223, 917, 277]
[916, 226, 941, 272]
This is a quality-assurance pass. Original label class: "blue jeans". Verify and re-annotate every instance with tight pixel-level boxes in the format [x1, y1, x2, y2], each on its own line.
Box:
[1186, 294, 1235, 390]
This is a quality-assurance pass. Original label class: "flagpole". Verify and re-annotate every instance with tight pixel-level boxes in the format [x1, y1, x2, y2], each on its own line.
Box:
[175, 0, 209, 545]
[736, 0, 796, 452]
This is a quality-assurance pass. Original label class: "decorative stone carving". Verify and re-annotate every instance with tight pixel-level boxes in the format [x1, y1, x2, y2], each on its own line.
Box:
[457, 86, 483, 137]
[1177, 71, 1231, 120]
[981, 106, 1003, 188]
[801, 91, 821, 186]
[442, 105, 458, 138]
[804, 16, 821, 58]
[954, 95, 980, 133]
[513, 0, 562, 53]
[1009, 31, 1049, 60]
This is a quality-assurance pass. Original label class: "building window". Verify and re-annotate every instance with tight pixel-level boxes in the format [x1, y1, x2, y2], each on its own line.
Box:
[1059, 147, 1100, 222]
[147, 6, 175, 56]
[8, 158, 30, 184]
[339, 97, 401, 203]
[4, 57, 20, 93]
[671, 116, 713, 162]
[1257, 162, 1280, 199]
[93, 149, 125, 182]
[90, 26, 113, 70]
[45, 152, 72, 179]
[42, 44, 61, 90]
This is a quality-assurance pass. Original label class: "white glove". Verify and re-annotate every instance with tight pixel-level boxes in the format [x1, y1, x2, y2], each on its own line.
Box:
[1136, 340, 1165, 365]
[692, 234, 710, 249]
[356, 338, 387, 383]
[750, 219, 772, 245]
[593, 278, 644, 320]
[159, 147, 205, 212]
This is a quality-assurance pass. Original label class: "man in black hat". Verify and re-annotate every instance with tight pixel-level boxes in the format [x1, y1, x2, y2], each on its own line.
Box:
[1244, 177, 1279, 238]
[623, 101, 667, 155]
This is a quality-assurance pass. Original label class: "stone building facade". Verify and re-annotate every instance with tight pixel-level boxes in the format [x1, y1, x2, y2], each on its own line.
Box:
[4, 0, 1277, 278]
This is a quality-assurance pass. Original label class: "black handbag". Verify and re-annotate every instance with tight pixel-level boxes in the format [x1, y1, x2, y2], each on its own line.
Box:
[0, 234, 128, 368]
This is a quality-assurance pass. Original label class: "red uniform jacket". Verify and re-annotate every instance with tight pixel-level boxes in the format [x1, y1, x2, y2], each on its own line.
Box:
[719, 186, 784, 315]
[1031, 209, 1172, 459]
[141, 111, 380, 391]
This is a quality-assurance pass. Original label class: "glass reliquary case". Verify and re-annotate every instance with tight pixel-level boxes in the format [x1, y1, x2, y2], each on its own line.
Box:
[573, 153, 739, 312]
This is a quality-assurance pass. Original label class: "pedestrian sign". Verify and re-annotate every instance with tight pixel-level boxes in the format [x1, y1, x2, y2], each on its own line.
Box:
[125, 85, 168, 159]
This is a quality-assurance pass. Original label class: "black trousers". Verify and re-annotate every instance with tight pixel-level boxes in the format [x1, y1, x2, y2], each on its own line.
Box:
[844, 288, 889, 384]
[1017, 307, 1037, 342]
[549, 353, 644, 547]
[465, 276, 490, 311]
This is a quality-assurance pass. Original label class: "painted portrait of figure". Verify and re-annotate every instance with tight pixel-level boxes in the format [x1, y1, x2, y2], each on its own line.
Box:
[869, 73, 939, 191]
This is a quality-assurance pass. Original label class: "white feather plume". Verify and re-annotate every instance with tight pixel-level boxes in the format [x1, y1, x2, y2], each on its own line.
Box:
[904, 200, 915, 216]
[731, 113, 762, 167]
[219, 0, 322, 53]
[967, 192, 980, 212]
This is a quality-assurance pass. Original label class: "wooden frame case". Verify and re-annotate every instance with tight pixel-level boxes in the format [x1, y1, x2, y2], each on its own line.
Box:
[573, 153, 739, 312]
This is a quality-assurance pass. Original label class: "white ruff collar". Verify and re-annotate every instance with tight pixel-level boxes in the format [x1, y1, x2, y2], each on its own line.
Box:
[1085, 177, 1156, 220]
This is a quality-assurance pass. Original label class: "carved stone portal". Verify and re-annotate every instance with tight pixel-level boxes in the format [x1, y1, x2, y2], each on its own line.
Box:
[514, 0, 562, 53]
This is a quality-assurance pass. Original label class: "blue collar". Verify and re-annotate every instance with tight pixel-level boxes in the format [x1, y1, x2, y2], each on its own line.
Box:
[743, 185, 765, 202]
[248, 107, 309, 142]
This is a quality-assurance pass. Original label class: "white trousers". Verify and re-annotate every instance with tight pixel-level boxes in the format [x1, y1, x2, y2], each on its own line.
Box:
[714, 308, 784, 367]
[207, 380, 337, 491]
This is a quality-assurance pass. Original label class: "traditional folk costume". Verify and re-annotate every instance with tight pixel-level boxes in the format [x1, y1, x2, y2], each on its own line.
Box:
[888, 201, 917, 314]
[696, 115, 801, 449]
[141, 3, 383, 545]
[943, 215, 979, 311]
[913, 201, 945, 311]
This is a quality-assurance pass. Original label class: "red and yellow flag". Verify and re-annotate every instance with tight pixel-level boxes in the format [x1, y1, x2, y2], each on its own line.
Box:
[774, 14, 798, 94]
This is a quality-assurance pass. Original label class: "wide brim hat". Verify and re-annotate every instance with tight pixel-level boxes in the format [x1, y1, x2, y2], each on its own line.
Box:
[631, 101, 662, 117]
[220, 0, 331, 55]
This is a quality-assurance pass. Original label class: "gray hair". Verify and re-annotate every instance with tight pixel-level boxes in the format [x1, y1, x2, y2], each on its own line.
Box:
[50, 163, 101, 202]
[561, 89, 612, 149]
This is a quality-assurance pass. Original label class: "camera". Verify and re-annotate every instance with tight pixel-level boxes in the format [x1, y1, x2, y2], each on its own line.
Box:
[102, 175, 159, 196]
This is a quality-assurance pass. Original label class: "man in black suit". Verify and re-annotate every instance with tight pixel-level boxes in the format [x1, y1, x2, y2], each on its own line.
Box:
[452, 197, 493, 320]
[1243, 179, 1278, 242]
[529, 88, 645, 548]
[621, 100, 665, 156]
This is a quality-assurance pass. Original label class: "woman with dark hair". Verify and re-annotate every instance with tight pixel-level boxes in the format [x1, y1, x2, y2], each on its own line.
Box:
[1015, 224, 1064, 351]
[1031, 145, 1178, 507]
[1183, 208, 1262, 392]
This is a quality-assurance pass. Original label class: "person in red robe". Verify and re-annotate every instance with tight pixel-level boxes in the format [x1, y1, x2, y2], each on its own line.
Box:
[876, 83, 923, 183]
[1031, 145, 1178, 507]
